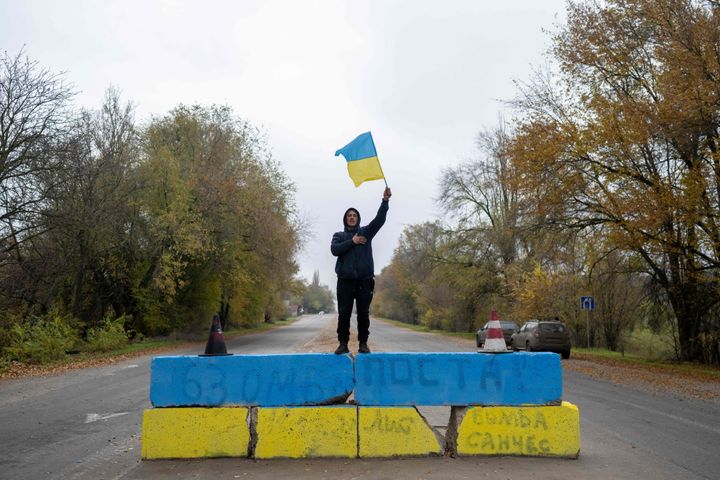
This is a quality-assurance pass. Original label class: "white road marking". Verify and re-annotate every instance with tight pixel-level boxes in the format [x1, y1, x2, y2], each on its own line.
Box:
[85, 412, 130, 423]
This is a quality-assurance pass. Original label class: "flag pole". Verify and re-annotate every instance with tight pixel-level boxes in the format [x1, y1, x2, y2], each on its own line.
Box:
[377, 157, 388, 188]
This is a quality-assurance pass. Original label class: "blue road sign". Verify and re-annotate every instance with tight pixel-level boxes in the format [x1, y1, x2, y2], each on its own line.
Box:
[580, 296, 595, 311]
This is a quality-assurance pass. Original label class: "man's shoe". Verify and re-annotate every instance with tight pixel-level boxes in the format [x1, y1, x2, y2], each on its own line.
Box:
[334, 342, 350, 354]
[358, 342, 371, 354]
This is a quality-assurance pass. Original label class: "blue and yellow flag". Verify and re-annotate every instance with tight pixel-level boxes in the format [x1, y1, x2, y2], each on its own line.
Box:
[334, 132, 385, 187]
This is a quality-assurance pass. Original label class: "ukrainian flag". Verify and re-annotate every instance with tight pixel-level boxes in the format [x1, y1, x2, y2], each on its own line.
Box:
[334, 132, 385, 187]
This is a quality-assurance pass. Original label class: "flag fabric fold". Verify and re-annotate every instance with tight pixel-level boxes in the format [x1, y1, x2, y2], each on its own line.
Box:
[334, 132, 385, 187]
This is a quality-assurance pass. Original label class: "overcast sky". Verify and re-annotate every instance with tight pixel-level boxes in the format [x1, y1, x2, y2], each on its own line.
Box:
[1, 0, 567, 288]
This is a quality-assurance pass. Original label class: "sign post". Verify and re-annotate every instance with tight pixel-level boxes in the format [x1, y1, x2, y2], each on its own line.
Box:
[580, 296, 595, 348]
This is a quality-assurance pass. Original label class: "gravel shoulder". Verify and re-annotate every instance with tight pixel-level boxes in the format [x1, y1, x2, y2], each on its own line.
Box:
[0, 341, 201, 381]
[564, 353, 720, 403]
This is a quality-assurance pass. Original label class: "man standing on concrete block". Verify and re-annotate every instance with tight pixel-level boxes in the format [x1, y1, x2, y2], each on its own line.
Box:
[331, 187, 392, 354]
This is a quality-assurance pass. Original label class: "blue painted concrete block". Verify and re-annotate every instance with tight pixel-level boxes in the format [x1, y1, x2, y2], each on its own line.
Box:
[150, 354, 354, 407]
[354, 352, 562, 406]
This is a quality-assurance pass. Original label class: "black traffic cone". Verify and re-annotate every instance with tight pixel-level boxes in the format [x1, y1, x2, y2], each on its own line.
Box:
[201, 314, 231, 356]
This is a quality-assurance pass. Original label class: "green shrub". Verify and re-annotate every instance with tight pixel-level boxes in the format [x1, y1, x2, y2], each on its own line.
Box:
[132, 285, 171, 336]
[4, 312, 80, 364]
[0, 314, 15, 358]
[86, 315, 130, 352]
[0, 356, 11, 373]
[624, 327, 676, 361]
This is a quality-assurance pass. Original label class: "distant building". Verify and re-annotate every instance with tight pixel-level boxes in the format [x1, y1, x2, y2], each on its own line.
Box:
[286, 303, 303, 317]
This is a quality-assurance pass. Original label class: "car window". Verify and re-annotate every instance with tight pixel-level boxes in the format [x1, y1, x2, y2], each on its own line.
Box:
[540, 323, 566, 333]
[500, 321, 518, 329]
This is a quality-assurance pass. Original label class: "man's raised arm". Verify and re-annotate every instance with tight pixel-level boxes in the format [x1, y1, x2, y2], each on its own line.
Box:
[364, 187, 392, 239]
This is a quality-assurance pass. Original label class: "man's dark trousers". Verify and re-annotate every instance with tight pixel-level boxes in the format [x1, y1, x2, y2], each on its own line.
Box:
[336, 278, 374, 343]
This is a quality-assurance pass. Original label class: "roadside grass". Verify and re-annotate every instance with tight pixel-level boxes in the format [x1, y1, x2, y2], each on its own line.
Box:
[0, 317, 299, 379]
[226, 317, 297, 336]
[378, 317, 476, 340]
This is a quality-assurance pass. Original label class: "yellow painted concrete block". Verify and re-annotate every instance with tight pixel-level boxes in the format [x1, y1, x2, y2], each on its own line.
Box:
[359, 407, 443, 457]
[255, 406, 357, 458]
[456, 401, 580, 458]
[142, 408, 249, 459]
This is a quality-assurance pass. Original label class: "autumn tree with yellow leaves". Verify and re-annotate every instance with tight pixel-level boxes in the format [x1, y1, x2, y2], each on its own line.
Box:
[374, 0, 719, 363]
[508, 0, 720, 362]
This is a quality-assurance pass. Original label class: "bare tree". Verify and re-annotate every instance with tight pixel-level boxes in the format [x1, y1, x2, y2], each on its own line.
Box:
[0, 49, 74, 262]
[439, 120, 522, 267]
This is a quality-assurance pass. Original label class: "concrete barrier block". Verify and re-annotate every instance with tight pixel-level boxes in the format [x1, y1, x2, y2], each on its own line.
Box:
[451, 401, 580, 458]
[141, 407, 250, 459]
[254, 406, 357, 458]
[354, 352, 562, 406]
[150, 354, 353, 407]
[358, 407, 443, 457]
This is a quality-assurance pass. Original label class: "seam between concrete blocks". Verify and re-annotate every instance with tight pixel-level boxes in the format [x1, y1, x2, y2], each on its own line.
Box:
[445, 406, 465, 457]
[353, 357, 359, 458]
[248, 407, 258, 458]
[414, 406, 445, 456]
[356, 405, 360, 458]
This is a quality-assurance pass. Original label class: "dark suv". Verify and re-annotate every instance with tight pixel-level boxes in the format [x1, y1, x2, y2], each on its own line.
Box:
[510, 319, 572, 359]
[476, 320, 519, 349]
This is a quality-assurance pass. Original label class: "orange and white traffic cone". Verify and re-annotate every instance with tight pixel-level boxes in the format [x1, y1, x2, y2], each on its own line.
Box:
[481, 310, 510, 353]
[201, 314, 231, 356]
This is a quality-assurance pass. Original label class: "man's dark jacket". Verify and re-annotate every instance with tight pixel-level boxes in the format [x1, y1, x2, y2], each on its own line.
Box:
[331, 200, 389, 280]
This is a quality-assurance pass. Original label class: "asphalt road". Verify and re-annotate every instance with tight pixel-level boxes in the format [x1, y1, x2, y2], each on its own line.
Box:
[1, 314, 719, 480]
